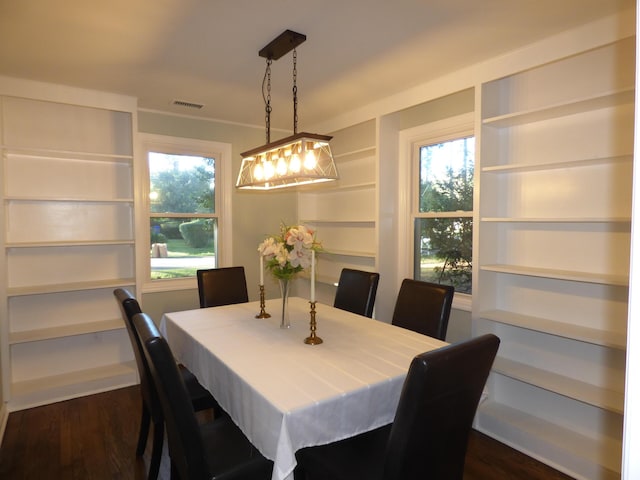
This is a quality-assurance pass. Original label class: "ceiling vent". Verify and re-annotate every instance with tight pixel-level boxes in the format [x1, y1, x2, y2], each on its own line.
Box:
[172, 99, 204, 109]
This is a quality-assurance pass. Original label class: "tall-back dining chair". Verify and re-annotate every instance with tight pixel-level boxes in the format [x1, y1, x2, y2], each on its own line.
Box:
[133, 312, 273, 480]
[295, 334, 500, 480]
[391, 279, 455, 340]
[197, 266, 249, 308]
[113, 288, 220, 480]
[333, 268, 380, 318]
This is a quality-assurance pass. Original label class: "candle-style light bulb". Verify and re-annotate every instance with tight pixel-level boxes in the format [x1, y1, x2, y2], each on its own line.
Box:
[304, 150, 316, 169]
[276, 156, 287, 176]
[264, 160, 275, 179]
[289, 153, 301, 173]
[253, 162, 264, 181]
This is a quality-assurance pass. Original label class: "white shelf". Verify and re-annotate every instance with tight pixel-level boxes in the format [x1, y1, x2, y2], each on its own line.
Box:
[297, 126, 376, 301]
[298, 182, 375, 194]
[475, 38, 632, 480]
[477, 401, 622, 479]
[9, 318, 125, 344]
[480, 264, 629, 286]
[6, 239, 135, 248]
[482, 88, 634, 128]
[7, 278, 136, 297]
[323, 249, 376, 258]
[1, 91, 137, 411]
[317, 274, 338, 286]
[1, 146, 134, 163]
[479, 309, 626, 350]
[324, 182, 375, 192]
[481, 154, 632, 173]
[492, 357, 624, 414]
[10, 361, 137, 409]
[332, 146, 376, 162]
[4, 196, 133, 203]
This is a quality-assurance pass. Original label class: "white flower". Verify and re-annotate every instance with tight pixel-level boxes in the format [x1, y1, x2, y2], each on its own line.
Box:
[286, 225, 314, 249]
[288, 244, 312, 269]
[274, 243, 289, 267]
[259, 223, 321, 279]
[258, 237, 279, 259]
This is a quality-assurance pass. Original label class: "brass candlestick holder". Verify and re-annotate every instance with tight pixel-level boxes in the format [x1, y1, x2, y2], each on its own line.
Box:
[255, 285, 271, 318]
[304, 301, 323, 345]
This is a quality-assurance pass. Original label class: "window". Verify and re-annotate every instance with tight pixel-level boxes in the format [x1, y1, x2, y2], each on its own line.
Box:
[399, 113, 474, 308]
[415, 136, 474, 294]
[139, 134, 232, 290]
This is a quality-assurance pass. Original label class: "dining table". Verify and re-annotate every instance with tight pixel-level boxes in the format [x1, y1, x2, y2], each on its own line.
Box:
[160, 296, 447, 480]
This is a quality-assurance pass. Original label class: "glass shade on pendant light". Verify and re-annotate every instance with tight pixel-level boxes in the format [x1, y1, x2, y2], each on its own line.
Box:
[236, 132, 338, 190]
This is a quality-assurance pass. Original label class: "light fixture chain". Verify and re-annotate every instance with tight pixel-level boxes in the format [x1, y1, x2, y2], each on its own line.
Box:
[293, 48, 298, 135]
[263, 58, 273, 144]
[237, 31, 337, 190]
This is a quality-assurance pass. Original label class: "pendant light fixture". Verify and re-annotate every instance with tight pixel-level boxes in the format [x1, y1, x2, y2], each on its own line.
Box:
[236, 30, 338, 190]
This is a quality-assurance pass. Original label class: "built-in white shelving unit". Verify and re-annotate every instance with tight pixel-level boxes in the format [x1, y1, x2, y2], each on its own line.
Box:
[298, 122, 377, 300]
[473, 37, 634, 479]
[0, 86, 139, 410]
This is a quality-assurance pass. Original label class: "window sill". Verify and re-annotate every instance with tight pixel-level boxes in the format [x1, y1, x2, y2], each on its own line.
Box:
[142, 277, 198, 294]
[452, 292, 472, 312]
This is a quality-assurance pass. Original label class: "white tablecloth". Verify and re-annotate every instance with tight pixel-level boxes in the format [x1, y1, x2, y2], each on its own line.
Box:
[160, 297, 446, 480]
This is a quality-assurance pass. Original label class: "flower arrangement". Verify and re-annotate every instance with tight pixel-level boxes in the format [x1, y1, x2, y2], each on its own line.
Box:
[258, 223, 321, 280]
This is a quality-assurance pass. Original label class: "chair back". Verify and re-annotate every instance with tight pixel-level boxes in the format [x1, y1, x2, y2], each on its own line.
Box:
[383, 334, 500, 480]
[333, 268, 380, 318]
[197, 266, 249, 308]
[133, 312, 210, 480]
[391, 279, 454, 340]
[113, 288, 160, 418]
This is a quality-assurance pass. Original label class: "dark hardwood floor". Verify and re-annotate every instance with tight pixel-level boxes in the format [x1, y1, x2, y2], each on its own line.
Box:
[0, 385, 574, 479]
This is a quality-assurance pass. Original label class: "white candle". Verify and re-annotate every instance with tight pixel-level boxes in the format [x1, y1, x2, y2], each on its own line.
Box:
[310, 250, 316, 302]
[259, 255, 264, 286]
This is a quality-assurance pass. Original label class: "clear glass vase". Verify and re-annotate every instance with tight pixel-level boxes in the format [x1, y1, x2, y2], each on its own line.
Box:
[278, 278, 291, 329]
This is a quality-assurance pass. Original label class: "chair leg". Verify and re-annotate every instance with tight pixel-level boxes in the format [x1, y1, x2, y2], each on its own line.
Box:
[148, 420, 164, 480]
[136, 401, 151, 457]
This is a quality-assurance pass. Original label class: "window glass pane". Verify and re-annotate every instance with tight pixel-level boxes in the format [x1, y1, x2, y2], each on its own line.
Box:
[419, 137, 474, 213]
[414, 217, 472, 293]
[149, 153, 215, 214]
[150, 218, 217, 280]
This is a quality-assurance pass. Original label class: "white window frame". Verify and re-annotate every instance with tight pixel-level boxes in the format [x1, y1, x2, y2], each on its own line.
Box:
[398, 113, 474, 311]
[136, 133, 233, 293]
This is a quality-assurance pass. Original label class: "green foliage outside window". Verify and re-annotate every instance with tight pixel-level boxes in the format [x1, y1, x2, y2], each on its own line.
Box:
[417, 137, 474, 293]
[148, 152, 217, 279]
[150, 158, 215, 214]
[179, 219, 213, 248]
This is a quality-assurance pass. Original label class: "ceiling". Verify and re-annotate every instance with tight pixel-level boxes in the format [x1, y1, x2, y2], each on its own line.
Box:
[0, 0, 634, 130]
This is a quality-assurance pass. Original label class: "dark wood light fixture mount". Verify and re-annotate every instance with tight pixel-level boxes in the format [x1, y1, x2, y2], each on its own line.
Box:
[259, 30, 307, 60]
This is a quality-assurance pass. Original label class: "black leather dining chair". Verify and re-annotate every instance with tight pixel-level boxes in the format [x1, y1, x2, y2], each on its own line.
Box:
[133, 312, 273, 480]
[333, 268, 380, 318]
[295, 334, 500, 480]
[197, 266, 249, 308]
[113, 288, 222, 480]
[391, 279, 455, 341]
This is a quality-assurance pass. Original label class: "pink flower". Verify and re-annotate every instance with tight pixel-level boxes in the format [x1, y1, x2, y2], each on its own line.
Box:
[288, 243, 312, 269]
[259, 223, 321, 280]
